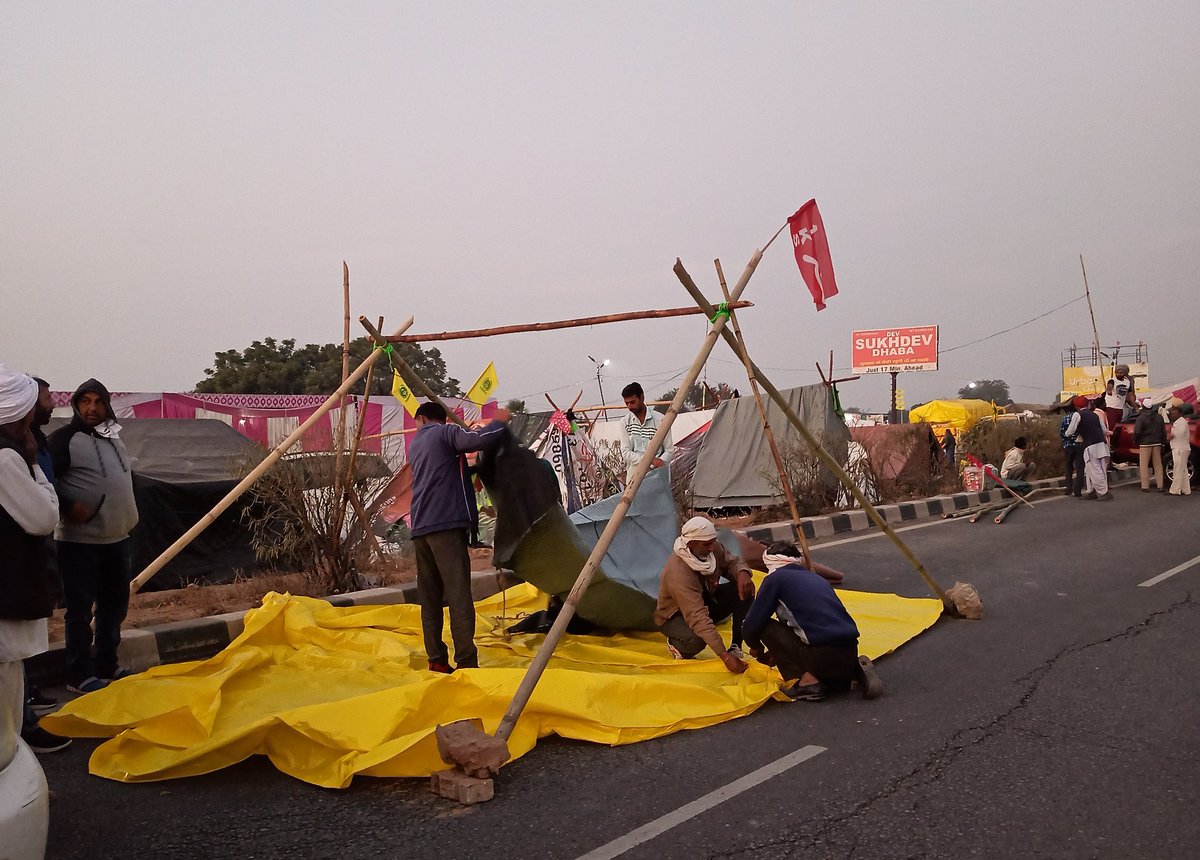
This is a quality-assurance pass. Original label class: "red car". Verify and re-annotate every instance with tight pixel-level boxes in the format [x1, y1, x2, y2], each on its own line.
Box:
[1110, 412, 1200, 486]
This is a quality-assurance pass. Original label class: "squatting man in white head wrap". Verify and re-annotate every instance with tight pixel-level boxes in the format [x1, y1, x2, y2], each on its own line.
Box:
[652, 516, 755, 674]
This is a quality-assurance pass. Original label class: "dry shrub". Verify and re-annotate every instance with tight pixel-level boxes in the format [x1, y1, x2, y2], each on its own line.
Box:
[758, 439, 841, 517]
[853, 425, 958, 503]
[959, 415, 1061, 476]
[236, 451, 391, 594]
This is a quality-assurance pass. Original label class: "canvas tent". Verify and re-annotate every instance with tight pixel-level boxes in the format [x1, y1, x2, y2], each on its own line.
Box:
[907, 398, 999, 438]
[690, 383, 850, 508]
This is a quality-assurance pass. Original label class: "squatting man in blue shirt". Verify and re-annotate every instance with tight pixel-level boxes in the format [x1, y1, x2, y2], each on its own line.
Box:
[741, 541, 882, 702]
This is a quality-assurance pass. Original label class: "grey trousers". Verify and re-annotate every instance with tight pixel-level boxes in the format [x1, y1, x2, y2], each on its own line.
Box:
[413, 528, 478, 667]
[759, 619, 860, 687]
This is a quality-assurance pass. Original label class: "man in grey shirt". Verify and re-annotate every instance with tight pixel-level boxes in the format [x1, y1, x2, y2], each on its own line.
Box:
[48, 379, 139, 693]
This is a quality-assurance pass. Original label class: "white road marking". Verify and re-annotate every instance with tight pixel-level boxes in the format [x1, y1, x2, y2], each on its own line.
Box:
[575, 745, 827, 860]
[1138, 553, 1200, 588]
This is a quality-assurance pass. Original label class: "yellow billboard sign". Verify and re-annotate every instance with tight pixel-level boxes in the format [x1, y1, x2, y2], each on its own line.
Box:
[1062, 363, 1150, 396]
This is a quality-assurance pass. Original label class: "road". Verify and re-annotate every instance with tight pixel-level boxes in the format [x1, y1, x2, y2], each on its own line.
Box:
[40, 481, 1200, 859]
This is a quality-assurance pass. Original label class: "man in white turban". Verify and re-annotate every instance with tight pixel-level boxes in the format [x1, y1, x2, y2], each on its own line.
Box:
[652, 516, 755, 673]
[0, 364, 68, 762]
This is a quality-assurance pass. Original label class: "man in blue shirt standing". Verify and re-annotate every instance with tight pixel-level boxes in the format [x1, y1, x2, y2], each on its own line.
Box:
[408, 402, 510, 673]
[742, 541, 881, 702]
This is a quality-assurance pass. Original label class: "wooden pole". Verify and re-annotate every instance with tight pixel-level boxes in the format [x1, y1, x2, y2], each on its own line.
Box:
[129, 316, 416, 594]
[346, 486, 387, 565]
[1080, 255, 1109, 397]
[334, 262, 352, 501]
[389, 302, 753, 343]
[494, 249, 765, 744]
[358, 317, 468, 429]
[574, 399, 673, 413]
[673, 263, 953, 611]
[332, 316, 383, 547]
[713, 257, 813, 569]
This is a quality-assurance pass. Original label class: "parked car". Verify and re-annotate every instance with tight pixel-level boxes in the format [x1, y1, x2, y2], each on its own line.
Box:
[1110, 411, 1200, 486]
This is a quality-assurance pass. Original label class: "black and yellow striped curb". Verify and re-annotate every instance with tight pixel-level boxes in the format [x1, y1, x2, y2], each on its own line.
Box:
[744, 477, 1068, 546]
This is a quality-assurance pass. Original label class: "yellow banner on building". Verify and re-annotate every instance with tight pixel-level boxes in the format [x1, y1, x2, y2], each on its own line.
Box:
[1062, 363, 1150, 396]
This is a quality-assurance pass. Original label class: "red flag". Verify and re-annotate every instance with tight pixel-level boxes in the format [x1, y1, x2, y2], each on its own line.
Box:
[787, 199, 838, 311]
[550, 409, 572, 434]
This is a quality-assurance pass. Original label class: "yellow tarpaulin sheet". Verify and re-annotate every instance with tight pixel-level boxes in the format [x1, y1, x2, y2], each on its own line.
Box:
[908, 398, 1001, 437]
[43, 584, 942, 789]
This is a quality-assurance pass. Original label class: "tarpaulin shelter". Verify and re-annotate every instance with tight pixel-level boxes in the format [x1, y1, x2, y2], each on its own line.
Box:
[907, 399, 1000, 438]
[690, 384, 850, 508]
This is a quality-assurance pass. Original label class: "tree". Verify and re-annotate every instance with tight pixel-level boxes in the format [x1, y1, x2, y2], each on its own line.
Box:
[957, 379, 1012, 405]
[505, 398, 527, 414]
[195, 336, 461, 396]
[656, 382, 737, 413]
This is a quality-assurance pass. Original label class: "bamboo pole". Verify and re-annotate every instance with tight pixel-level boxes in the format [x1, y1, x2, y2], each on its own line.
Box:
[358, 317, 468, 429]
[493, 250, 765, 744]
[361, 427, 420, 440]
[347, 486, 387, 564]
[389, 302, 753, 343]
[673, 263, 953, 611]
[129, 316, 416, 594]
[334, 262, 352, 502]
[332, 316, 383, 549]
[714, 257, 813, 569]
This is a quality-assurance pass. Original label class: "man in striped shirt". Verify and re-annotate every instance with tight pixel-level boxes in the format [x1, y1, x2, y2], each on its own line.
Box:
[621, 382, 665, 484]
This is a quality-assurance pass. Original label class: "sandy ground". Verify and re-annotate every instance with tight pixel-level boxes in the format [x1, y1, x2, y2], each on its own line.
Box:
[47, 547, 496, 645]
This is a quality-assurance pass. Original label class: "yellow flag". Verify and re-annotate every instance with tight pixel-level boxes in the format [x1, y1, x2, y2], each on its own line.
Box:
[466, 362, 498, 405]
[391, 371, 419, 417]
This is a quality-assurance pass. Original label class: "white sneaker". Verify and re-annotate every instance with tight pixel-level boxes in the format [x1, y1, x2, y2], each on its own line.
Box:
[727, 645, 746, 660]
[666, 642, 684, 660]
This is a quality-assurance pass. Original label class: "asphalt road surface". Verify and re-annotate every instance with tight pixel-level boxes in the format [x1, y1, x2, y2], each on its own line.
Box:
[40, 479, 1200, 859]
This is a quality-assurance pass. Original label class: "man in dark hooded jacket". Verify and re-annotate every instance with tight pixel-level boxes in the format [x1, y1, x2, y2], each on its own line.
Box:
[47, 380, 139, 693]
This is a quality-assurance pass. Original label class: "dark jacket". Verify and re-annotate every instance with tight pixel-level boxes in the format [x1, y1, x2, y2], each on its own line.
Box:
[408, 420, 507, 538]
[1076, 408, 1107, 448]
[0, 434, 61, 620]
[742, 563, 859, 650]
[1133, 408, 1166, 446]
[47, 378, 139, 544]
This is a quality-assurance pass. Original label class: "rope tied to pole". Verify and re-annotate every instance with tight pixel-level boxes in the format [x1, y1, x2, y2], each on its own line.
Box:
[708, 302, 731, 325]
[372, 341, 396, 370]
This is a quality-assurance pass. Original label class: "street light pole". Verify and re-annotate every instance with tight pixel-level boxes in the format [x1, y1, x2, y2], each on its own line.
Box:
[588, 356, 610, 419]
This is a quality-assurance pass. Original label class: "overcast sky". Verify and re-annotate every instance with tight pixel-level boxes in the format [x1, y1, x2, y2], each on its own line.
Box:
[4, 2, 1197, 413]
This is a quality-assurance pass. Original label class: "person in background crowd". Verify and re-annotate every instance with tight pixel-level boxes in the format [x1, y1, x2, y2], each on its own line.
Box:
[1000, 437, 1033, 481]
[1059, 397, 1085, 497]
[1105, 364, 1137, 427]
[1133, 397, 1166, 493]
[620, 382, 664, 485]
[48, 379, 140, 694]
[0, 366, 69, 759]
[941, 429, 956, 470]
[1078, 397, 1113, 501]
[1166, 405, 1193, 497]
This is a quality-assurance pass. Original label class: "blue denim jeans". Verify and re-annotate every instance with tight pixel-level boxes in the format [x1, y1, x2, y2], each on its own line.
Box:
[57, 538, 132, 684]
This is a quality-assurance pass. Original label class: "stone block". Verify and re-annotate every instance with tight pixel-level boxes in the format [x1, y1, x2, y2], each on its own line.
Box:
[435, 719, 509, 778]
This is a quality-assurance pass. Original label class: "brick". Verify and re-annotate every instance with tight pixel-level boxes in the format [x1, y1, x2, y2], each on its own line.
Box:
[429, 768, 496, 804]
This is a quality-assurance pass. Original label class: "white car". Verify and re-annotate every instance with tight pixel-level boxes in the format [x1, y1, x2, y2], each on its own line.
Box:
[0, 733, 49, 859]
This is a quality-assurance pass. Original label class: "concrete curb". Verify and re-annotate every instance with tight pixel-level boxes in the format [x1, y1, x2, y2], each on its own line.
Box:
[27, 569, 522, 687]
[744, 476, 1068, 546]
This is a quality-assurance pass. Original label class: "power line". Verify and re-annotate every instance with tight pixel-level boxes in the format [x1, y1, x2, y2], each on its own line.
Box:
[940, 294, 1086, 354]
